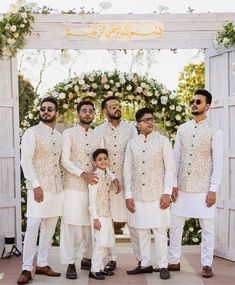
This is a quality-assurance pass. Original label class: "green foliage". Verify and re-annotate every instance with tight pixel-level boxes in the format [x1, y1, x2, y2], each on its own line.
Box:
[177, 62, 205, 105]
[18, 74, 36, 123]
[215, 21, 235, 49]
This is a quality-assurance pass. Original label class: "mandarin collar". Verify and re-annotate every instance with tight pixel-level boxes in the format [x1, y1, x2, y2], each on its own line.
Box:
[39, 121, 54, 131]
[192, 117, 208, 126]
[139, 130, 155, 141]
[76, 124, 92, 133]
[107, 120, 123, 129]
[94, 167, 107, 176]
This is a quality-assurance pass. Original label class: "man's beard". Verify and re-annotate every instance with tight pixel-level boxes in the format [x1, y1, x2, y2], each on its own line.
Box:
[191, 110, 204, 115]
[80, 118, 93, 125]
[39, 114, 56, 123]
[107, 110, 121, 120]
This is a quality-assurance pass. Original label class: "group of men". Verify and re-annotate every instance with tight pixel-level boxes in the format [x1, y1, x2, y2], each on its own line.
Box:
[17, 89, 223, 284]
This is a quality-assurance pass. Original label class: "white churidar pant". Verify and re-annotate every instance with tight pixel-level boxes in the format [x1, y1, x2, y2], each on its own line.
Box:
[169, 214, 214, 266]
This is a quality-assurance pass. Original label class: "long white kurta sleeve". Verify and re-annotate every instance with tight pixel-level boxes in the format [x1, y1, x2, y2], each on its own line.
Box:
[174, 129, 223, 192]
[61, 130, 84, 176]
[88, 184, 98, 219]
[21, 129, 39, 189]
[123, 142, 133, 199]
[162, 138, 175, 195]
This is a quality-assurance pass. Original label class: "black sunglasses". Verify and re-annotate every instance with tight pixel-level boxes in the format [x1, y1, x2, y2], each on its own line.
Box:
[40, 106, 56, 112]
[190, 99, 202, 105]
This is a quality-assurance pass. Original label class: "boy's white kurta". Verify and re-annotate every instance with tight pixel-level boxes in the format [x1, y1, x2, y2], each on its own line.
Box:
[169, 119, 223, 267]
[94, 121, 137, 222]
[60, 124, 102, 264]
[124, 131, 175, 228]
[20, 122, 63, 271]
[88, 168, 115, 272]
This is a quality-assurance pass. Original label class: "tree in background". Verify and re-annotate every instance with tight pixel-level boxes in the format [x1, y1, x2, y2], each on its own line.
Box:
[177, 62, 205, 104]
[19, 74, 37, 123]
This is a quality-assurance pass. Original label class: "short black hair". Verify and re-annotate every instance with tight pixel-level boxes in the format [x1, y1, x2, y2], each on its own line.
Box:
[135, 107, 154, 122]
[194, 89, 212, 104]
[41, 96, 58, 111]
[77, 100, 95, 113]
[101, 96, 119, 110]
[92, 148, 109, 161]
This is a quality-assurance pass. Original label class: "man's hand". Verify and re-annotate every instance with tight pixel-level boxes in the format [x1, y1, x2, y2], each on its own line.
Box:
[126, 198, 135, 213]
[160, 194, 171, 209]
[81, 172, 98, 185]
[171, 187, 179, 203]
[94, 219, 101, 231]
[206, 191, 216, 207]
[33, 186, 44, 203]
[113, 178, 122, 194]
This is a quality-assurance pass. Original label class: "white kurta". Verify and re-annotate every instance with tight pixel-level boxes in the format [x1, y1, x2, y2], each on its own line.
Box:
[21, 127, 63, 218]
[172, 120, 223, 219]
[95, 120, 137, 222]
[124, 132, 175, 229]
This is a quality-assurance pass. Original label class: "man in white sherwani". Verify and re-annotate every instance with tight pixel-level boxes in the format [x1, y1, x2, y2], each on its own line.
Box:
[94, 95, 141, 271]
[17, 97, 63, 285]
[124, 107, 175, 280]
[168, 89, 223, 278]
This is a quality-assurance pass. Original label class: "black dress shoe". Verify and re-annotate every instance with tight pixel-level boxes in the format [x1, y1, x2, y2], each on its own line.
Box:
[89, 271, 105, 280]
[160, 268, 170, 280]
[81, 258, 91, 270]
[127, 265, 153, 275]
[66, 263, 77, 279]
[101, 270, 114, 276]
[104, 260, 116, 271]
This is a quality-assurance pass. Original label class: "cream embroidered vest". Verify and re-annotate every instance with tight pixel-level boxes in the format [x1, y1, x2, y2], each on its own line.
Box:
[178, 120, 214, 193]
[31, 123, 63, 193]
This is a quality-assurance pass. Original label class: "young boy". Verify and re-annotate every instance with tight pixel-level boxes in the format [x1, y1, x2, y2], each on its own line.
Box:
[88, 148, 115, 280]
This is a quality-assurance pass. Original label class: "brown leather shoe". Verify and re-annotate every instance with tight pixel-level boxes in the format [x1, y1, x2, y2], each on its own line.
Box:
[202, 266, 213, 278]
[81, 258, 91, 270]
[35, 265, 61, 277]
[154, 263, 180, 272]
[66, 263, 77, 279]
[17, 270, 32, 284]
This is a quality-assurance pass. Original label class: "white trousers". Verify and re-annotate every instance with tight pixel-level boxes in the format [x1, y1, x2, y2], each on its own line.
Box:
[60, 223, 92, 264]
[169, 214, 214, 266]
[22, 216, 58, 271]
[137, 227, 168, 268]
[106, 224, 141, 262]
[91, 231, 107, 272]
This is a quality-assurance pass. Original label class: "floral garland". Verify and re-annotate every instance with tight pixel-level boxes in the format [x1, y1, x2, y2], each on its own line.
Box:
[214, 21, 235, 49]
[21, 70, 189, 140]
[0, 0, 35, 59]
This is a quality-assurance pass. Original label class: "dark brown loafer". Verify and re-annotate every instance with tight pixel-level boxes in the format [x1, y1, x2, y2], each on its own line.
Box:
[66, 263, 77, 279]
[202, 266, 213, 278]
[127, 265, 153, 275]
[81, 258, 91, 270]
[154, 263, 180, 272]
[35, 265, 61, 277]
[17, 270, 32, 284]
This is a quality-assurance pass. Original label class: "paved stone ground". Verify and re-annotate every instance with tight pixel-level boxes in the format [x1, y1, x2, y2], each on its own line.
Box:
[0, 244, 234, 285]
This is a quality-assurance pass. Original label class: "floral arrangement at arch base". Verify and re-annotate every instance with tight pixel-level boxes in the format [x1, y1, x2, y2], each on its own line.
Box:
[22, 70, 189, 141]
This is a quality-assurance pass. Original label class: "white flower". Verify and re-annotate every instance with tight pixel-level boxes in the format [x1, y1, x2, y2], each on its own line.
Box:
[13, 32, 19, 38]
[88, 76, 95, 82]
[10, 25, 17, 32]
[170, 105, 175, 110]
[23, 19, 27, 24]
[109, 79, 114, 84]
[160, 96, 168, 105]
[222, 37, 230, 46]
[59, 93, 66, 99]
[141, 82, 147, 88]
[176, 105, 182, 112]
[78, 79, 85, 85]
[189, 227, 194, 232]
[162, 108, 165, 112]
[136, 86, 143, 93]
[52, 91, 58, 98]
[136, 95, 141, 100]
[104, 84, 110, 90]
[151, 99, 157, 105]
[128, 95, 134, 100]
[154, 90, 160, 97]
[127, 73, 133, 80]
[107, 91, 113, 96]
[9, 4, 18, 13]
[63, 104, 68, 109]
[101, 75, 108, 84]
[20, 12, 28, 19]
[115, 82, 121, 88]
[87, 91, 96, 98]
[7, 38, 16, 45]
[155, 112, 162, 118]
[175, 114, 182, 121]
[28, 113, 33, 119]
[74, 85, 79, 92]
[165, 121, 171, 127]
[126, 85, 132, 91]
[115, 92, 121, 97]
[33, 98, 39, 105]
[92, 83, 98, 89]
[192, 237, 199, 243]
[169, 93, 176, 99]
[120, 79, 126, 85]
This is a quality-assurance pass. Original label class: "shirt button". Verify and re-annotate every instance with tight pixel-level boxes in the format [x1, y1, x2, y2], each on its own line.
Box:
[143, 150, 145, 153]
[113, 162, 116, 165]
[53, 142, 55, 145]
[86, 143, 89, 146]
[85, 133, 88, 136]
[114, 154, 116, 156]
[191, 144, 194, 147]
[106, 183, 109, 186]
[193, 135, 195, 138]
[188, 173, 190, 175]
[189, 163, 191, 165]
[144, 140, 147, 143]
[142, 183, 145, 186]
[113, 171, 116, 174]
[87, 153, 89, 156]
[142, 161, 145, 164]
[190, 154, 192, 156]
[195, 126, 197, 128]
[114, 145, 117, 147]
[142, 172, 145, 175]
[55, 164, 57, 167]
[114, 136, 117, 138]
[54, 153, 56, 156]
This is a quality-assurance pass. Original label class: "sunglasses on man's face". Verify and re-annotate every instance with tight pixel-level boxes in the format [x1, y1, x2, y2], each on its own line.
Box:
[190, 99, 203, 105]
[40, 106, 56, 113]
